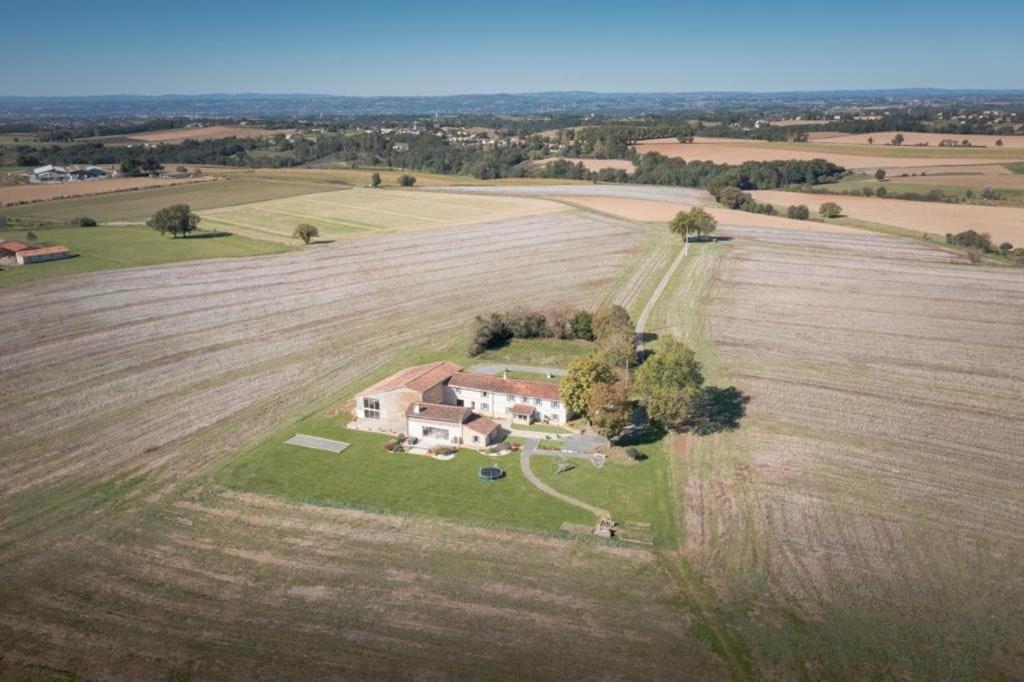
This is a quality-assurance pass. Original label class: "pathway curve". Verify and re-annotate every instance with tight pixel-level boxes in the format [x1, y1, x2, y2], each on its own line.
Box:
[635, 238, 689, 352]
[520, 439, 609, 519]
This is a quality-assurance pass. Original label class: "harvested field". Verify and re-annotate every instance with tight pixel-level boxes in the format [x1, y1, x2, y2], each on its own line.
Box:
[634, 136, 1024, 171]
[0, 209, 713, 678]
[752, 188, 1024, 243]
[887, 170, 1024, 190]
[816, 131, 1024, 148]
[428, 182, 708, 204]
[649, 228, 1024, 678]
[0, 175, 208, 206]
[555, 195, 863, 234]
[192, 165, 480, 187]
[198, 187, 565, 242]
[126, 125, 294, 143]
[4, 176, 332, 223]
[533, 157, 635, 172]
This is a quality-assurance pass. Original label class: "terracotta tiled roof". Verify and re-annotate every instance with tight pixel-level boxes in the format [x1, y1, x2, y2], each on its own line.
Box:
[406, 402, 471, 423]
[19, 245, 69, 257]
[361, 361, 461, 395]
[464, 413, 501, 435]
[509, 403, 536, 416]
[1, 241, 31, 252]
[449, 371, 562, 401]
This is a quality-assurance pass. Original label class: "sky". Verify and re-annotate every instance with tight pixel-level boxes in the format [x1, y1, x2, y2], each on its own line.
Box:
[3, 0, 1023, 96]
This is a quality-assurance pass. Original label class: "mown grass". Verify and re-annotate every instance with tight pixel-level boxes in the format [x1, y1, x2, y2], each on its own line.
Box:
[503, 369, 560, 383]
[474, 338, 596, 368]
[509, 422, 571, 434]
[534, 437, 679, 548]
[1006, 162, 1024, 174]
[218, 416, 592, 532]
[3, 176, 333, 223]
[0, 225, 289, 287]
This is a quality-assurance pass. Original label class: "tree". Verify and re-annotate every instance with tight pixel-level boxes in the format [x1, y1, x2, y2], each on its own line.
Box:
[146, 204, 200, 238]
[593, 303, 631, 341]
[569, 309, 595, 340]
[818, 202, 842, 219]
[995, 139, 1004, 147]
[891, 133, 905, 146]
[561, 353, 614, 416]
[669, 207, 717, 242]
[25, 230, 38, 242]
[874, 168, 887, 182]
[867, 136, 874, 145]
[75, 217, 97, 227]
[633, 339, 705, 431]
[293, 223, 319, 244]
[876, 186, 888, 198]
[370, 172, 382, 187]
[593, 303, 635, 366]
[398, 174, 416, 187]
[120, 158, 145, 177]
[468, 313, 510, 356]
[586, 371, 632, 439]
[786, 205, 810, 220]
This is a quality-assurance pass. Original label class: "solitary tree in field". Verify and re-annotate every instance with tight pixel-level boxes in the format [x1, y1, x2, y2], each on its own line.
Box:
[786, 205, 810, 220]
[995, 139, 1004, 147]
[819, 202, 842, 219]
[669, 207, 717, 242]
[147, 204, 200, 238]
[25, 230, 38, 243]
[293, 223, 319, 244]
[868, 136, 874, 145]
[891, 133, 905, 146]
[875, 168, 887, 182]
[370, 172, 382, 187]
[398, 174, 416, 187]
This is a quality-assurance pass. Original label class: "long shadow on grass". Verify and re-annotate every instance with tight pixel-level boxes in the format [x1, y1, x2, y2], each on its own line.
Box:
[685, 386, 750, 435]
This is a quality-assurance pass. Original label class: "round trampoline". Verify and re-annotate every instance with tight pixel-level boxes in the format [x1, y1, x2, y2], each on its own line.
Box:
[478, 466, 505, 481]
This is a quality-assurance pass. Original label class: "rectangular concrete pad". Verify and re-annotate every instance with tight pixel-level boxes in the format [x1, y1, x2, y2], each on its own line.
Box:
[285, 433, 350, 453]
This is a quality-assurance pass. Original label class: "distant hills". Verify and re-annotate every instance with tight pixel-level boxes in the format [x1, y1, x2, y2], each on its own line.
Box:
[2, 89, 1024, 118]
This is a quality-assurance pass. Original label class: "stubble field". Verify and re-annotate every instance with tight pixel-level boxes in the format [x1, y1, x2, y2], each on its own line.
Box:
[752, 188, 1024, 243]
[0, 206, 722, 678]
[649, 227, 1024, 677]
[0, 176, 206, 206]
[197, 187, 565, 242]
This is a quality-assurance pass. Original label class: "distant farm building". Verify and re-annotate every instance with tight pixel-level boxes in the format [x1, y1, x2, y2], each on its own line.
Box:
[31, 164, 110, 184]
[0, 240, 32, 258]
[16, 245, 71, 264]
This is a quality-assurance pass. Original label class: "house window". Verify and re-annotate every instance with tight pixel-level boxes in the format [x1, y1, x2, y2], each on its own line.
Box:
[481, 391, 488, 397]
[534, 398, 543, 406]
[550, 400, 560, 408]
[506, 394, 513, 400]
[472, 435, 480, 443]
[455, 387, 462, 394]
[362, 397, 380, 419]
[422, 426, 450, 439]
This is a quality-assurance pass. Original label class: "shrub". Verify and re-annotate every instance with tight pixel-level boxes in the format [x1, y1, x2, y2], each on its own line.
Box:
[75, 216, 97, 227]
[398, 174, 416, 187]
[786, 205, 810, 220]
[946, 229, 993, 252]
[999, 242, 1014, 252]
[875, 169, 887, 181]
[818, 202, 842, 218]
[875, 186, 888, 198]
[25, 230, 38, 242]
[862, 187, 875, 196]
[384, 439, 398, 452]
[429, 445, 456, 455]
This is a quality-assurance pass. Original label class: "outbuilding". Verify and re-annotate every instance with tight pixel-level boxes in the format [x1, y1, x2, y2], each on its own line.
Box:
[16, 245, 71, 264]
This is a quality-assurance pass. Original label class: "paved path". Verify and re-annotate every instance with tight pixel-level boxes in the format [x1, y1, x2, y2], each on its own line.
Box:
[467, 363, 567, 377]
[520, 439, 609, 519]
[635, 238, 689, 353]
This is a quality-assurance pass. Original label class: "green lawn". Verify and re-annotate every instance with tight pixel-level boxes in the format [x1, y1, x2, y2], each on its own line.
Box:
[1006, 162, 1024, 175]
[0, 225, 288, 287]
[534, 437, 679, 548]
[511, 422, 572, 434]
[218, 415, 593, 532]
[534, 439, 566, 451]
[804, 174, 1024, 204]
[3, 176, 333, 223]
[475, 338, 596, 368]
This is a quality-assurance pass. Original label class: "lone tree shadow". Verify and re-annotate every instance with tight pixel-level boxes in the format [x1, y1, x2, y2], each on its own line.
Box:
[686, 386, 750, 436]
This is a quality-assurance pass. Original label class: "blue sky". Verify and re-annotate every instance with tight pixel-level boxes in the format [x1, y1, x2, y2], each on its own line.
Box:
[3, 0, 1022, 96]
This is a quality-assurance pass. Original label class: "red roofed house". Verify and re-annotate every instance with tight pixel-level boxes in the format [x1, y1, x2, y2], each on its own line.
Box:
[351, 362, 564, 448]
[0, 241, 32, 258]
[16, 245, 71, 265]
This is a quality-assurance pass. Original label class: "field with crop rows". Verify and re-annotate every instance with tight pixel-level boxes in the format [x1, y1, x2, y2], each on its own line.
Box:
[198, 187, 565, 242]
[647, 225, 1024, 678]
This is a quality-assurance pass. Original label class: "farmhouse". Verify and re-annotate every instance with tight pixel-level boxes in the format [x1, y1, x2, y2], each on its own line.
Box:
[0, 240, 32, 258]
[16, 245, 71, 264]
[352, 362, 567, 447]
[30, 165, 71, 184]
[68, 165, 110, 181]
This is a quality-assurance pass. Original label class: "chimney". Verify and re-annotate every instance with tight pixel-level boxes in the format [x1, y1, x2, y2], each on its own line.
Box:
[414, 403, 422, 414]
